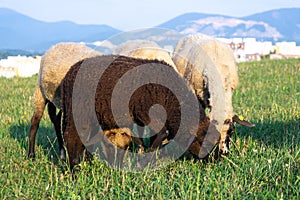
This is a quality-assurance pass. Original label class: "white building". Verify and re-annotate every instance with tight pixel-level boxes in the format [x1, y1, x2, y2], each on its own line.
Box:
[218, 37, 275, 62]
[275, 42, 300, 58]
[0, 55, 41, 78]
[243, 38, 273, 55]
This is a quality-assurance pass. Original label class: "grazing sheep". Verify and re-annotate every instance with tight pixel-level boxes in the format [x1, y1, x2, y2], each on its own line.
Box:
[28, 42, 101, 159]
[113, 40, 177, 69]
[172, 34, 254, 153]
[63, 125, 140, 169]
[187, 114, 254, 158]
[62, 55, 203, 169]
[113, 39, 178, 146]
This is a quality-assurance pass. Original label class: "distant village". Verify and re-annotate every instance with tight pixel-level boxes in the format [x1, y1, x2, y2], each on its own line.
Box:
[0, 55, 41, 78]
[217, 38, 300, 62]
[0, 38, 300, 78]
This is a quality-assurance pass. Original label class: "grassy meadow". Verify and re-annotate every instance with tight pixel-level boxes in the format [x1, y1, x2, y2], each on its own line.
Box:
[0, 59, 299, 199]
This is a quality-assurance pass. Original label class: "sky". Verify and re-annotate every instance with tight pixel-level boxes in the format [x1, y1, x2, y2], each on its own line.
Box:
[0, 0, 300, 30]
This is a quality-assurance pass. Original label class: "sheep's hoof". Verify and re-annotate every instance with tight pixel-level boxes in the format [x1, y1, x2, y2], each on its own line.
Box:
[28, 152, 35, 159]
[137, 145, 145, 154]
[162, 139, 170, 145]
[220, 146, 229, 155]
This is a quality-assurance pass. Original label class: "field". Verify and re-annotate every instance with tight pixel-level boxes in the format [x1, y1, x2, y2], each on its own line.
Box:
[0, 59, 299, 199]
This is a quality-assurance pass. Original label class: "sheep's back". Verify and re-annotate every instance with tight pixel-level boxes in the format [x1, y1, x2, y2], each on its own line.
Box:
[94, 55, 181, 130]
[114, 40, 177, 70]
[39, 42, 101, 108]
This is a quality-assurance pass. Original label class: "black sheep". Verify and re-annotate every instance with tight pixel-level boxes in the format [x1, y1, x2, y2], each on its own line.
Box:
[62, 55, 205, 170]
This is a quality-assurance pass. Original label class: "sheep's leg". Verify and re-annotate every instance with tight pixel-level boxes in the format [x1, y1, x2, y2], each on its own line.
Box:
[47, 102, 66, 160]
[28, 85, 46, 158]
[64, 124, 85, 171]
[219, 123, 230, 154]
[132, 124, 145, 153]
[149, 128, 168, 152]
[56, 110, 66, 160]
[132, 136, 144, 153]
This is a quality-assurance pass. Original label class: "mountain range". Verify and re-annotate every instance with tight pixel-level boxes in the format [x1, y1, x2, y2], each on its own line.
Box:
[0, 7, 299, 52]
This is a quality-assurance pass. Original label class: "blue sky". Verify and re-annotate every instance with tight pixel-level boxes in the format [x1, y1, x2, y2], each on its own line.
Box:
[0, 0, 299, 30]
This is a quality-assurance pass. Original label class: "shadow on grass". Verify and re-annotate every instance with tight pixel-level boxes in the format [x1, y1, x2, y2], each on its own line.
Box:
[233, 118, 300, 149]
[8, 118, 299, 168]
[9, 122, 62, 164]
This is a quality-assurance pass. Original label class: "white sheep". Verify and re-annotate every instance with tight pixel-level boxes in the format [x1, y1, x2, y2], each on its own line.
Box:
[172, 33, 253, 154]
[28, 42, 101, 159]
[113, 39, 177, 69]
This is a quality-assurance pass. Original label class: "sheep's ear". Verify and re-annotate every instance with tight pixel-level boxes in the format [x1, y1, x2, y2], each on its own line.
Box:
[232, 115, 255, 127]
[105, 131, 116, 137]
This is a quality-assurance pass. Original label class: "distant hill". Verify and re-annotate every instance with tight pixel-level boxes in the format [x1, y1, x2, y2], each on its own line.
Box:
[242, 8, 300, 42]
[158, 8, 300, 44]
[0, 7, 299, 52]
[0, 49, 41, 59]
[0, 8, 121, 52]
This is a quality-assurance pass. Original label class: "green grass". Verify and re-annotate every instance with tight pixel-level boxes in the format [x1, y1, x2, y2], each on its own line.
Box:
[0, 59, 299, 199]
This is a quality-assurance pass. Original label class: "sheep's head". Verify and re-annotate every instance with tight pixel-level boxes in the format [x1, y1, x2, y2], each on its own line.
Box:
[103, 128, 133, 149]
[220, 115, 255, 154]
